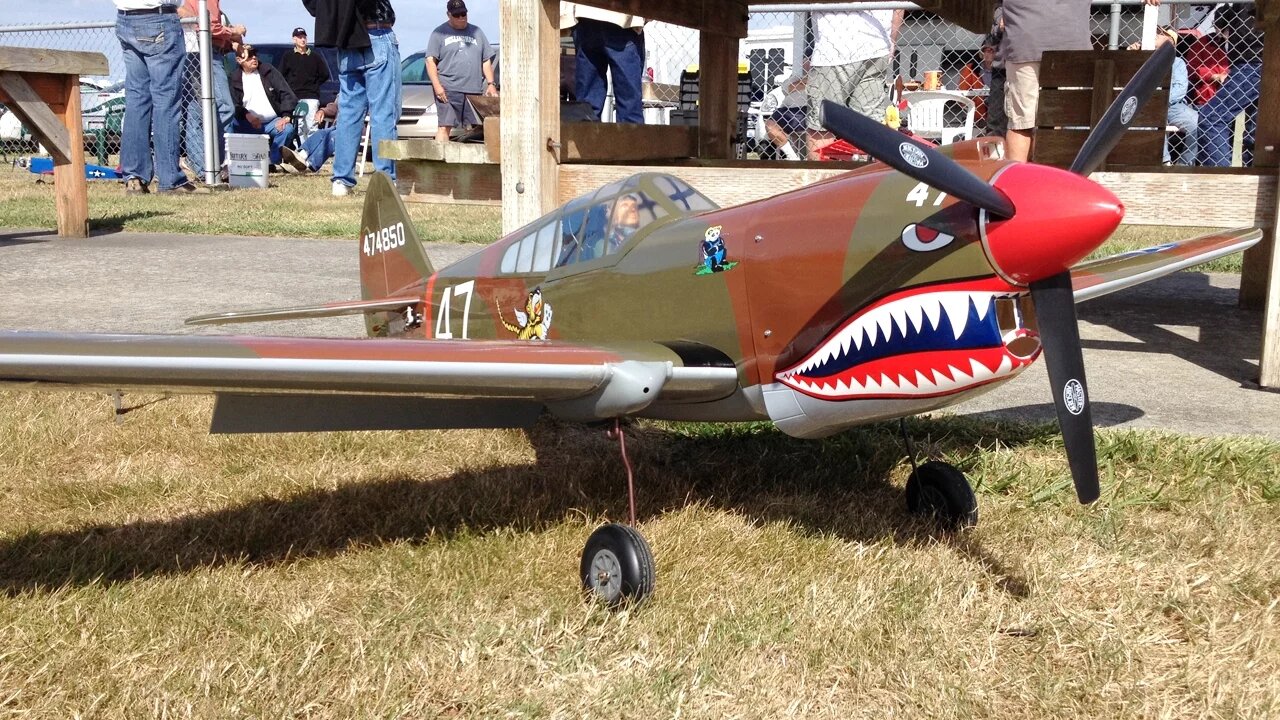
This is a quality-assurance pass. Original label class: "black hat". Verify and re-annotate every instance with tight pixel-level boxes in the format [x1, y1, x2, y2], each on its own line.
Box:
[292, 27, 307, 37]
[446, 0, 467, 16]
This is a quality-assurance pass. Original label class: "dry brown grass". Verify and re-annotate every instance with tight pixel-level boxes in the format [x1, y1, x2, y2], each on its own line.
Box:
[1, 390, 1277, 718]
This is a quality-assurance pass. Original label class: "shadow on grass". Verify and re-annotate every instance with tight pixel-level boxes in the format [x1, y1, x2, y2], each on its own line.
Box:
[0, 415, 1059, 596]
[90, 210, 174, 234]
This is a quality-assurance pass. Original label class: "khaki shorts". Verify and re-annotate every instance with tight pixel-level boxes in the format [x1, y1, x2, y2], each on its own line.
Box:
[807, 55, 893, 130]
[1004, 61, 1040, 131]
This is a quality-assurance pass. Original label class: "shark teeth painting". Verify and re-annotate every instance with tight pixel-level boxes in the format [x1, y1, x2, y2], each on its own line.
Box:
[776, 283, 1041, 400]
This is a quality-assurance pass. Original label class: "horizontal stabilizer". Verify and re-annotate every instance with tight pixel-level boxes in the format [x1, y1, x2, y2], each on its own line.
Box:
[185, 297, 420, 326]
[1072, 227, 1262, 303]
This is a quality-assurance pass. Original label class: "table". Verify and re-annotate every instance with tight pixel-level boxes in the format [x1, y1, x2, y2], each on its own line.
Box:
[0, 46, 109, 238]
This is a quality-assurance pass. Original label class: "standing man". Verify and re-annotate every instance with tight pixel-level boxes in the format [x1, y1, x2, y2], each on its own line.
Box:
[113, 0, 203, 194]
[560, 3, 645, 123]
[1197, 6, 1264, 167]
[280, 26, 330, 137]
[179, 0, 244, 180]
[229, 45, 298, 168]
[302, 0, 402, 197]
[805, 10, 903, 160]
[999, 0, 1092, 162]
[426, 0, 498, 144]
[981, 2, 1007, 138]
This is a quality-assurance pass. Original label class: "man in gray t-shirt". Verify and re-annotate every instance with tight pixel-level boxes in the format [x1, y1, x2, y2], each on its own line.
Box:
[1000, 0, 1091, 161]
[426, 0, 497, 143]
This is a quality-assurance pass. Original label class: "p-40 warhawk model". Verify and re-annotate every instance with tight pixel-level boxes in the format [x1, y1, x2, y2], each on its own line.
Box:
[0, 45, 1261, 606]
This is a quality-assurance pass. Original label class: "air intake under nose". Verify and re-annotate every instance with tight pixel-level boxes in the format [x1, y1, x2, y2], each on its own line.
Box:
[983, 163, 1125, 285]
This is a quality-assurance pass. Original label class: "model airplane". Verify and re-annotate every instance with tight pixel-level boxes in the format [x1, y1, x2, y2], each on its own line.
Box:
[0, 44, 1262, 607]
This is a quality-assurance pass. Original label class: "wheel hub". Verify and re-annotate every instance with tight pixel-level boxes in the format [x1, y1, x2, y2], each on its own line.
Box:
[590, 548, 623, 599]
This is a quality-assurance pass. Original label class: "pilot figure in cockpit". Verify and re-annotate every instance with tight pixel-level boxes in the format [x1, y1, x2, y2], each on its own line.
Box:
[606, 194, 641, 254]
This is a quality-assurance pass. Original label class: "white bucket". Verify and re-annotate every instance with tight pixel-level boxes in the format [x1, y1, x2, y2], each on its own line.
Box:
[225, 132, 269, 189]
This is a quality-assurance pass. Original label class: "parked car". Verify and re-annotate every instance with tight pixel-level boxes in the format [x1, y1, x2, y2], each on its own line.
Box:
[398, 50, 441, 138]
[223, 44, 339, 106]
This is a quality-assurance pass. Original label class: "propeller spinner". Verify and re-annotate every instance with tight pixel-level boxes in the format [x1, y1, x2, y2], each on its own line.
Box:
[818, 43, 1174, 504]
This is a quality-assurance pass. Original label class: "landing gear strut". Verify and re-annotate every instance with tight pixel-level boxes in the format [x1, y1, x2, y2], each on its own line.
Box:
[899, 420, 979, 531]
[580, 419, 656, 607]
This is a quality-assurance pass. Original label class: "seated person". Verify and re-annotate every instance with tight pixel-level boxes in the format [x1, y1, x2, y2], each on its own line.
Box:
[281, 102, 337, 173]
[605, 194, 642, 253]
[1157, 27, 1197, 166]
[229, 45, 298, 167]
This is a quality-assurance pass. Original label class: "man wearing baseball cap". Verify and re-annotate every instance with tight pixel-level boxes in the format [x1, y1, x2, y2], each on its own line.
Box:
[426, 0, 498, 143]
[280, 26, 330, 138]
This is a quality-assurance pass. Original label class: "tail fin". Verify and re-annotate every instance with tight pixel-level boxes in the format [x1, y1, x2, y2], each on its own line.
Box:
[359, 172, 435, 335]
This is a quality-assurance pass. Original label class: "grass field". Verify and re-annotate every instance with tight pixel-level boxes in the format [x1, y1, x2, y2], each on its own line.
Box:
[0, 164, 1245, 272]
[0, 390, 1277, 717]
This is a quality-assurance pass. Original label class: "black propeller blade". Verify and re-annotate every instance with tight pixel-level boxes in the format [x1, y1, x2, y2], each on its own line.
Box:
[819, 100, 1016, 218]
[1069, 42, 1176, 177]
[1029, 271, 1099, 503]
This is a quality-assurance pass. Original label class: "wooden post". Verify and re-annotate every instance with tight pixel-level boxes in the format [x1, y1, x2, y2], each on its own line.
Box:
[698, 31, 738, 159]
[53, 74, 88, 238]
[1261, 173, 1280, 387]
[499, 0, 559, 234]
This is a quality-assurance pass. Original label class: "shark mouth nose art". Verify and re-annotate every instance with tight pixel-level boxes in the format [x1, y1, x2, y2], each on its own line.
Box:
[776, 284, 1040, 400]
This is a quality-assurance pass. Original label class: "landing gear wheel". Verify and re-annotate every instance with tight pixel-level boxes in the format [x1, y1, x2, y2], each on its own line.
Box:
[905, 461, 978, 531]
[580, 523, 655, 608]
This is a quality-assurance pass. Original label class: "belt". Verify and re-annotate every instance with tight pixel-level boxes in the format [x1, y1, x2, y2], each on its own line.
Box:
[118, 5, 178, 15]
[365, 22, 394, 30]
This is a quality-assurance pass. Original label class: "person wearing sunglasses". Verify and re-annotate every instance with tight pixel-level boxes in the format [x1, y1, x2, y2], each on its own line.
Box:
[426, 0, 498, 144]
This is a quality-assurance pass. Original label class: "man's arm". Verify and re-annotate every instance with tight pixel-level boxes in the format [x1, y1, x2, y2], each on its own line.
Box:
[426, 56, 446, 101]
[482, 58, 498, 97]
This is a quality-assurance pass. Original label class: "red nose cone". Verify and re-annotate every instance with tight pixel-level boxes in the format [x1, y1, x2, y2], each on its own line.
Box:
[984, 163, 1125, 285]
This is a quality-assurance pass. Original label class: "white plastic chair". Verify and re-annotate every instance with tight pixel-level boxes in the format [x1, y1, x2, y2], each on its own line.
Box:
[902, 90, 976, 146]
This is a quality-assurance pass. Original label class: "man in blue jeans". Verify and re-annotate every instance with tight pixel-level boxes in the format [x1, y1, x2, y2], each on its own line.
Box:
[113, 0, 204, 194]
[302, 0, 401, 197]
[561, 4, 646, 123]
[1197, 6, 1263, 167]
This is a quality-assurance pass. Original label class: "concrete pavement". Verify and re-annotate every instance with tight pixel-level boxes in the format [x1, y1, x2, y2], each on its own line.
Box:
[2, 227, 1277, 440]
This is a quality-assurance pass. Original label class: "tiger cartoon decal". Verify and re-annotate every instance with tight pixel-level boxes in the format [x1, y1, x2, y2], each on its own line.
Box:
[500, 287, 553, 341]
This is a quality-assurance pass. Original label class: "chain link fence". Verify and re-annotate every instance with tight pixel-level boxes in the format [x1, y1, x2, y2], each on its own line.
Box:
[0, 16, 216, 177]
[638, 0, 1260, 165]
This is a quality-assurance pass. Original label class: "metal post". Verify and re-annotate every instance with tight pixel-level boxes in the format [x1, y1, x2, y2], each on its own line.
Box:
[198, 0, 218, 185]
[1108, 3, 1122, 50]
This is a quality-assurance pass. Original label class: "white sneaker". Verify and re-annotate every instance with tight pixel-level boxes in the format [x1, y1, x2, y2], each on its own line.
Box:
[332, 180, 350, 197]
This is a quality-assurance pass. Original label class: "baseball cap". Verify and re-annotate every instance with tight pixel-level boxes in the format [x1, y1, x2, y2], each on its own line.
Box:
[292, 27, 307, 37]
[447, 0, 467, 16]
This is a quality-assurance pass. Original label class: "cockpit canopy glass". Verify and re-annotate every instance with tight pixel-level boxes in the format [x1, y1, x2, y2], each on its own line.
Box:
[499, 174, 717, 275]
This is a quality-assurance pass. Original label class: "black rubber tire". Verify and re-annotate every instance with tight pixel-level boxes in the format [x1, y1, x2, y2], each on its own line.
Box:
[580, 523, 655, 608]
[905, 461, 979, 531]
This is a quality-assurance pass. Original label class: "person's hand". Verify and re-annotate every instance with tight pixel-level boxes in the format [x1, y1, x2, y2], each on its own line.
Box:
[313, 109, 325, 125]
[434, 84, 447, 102]
[1211, 72, 1228, 84]
[275, 117, 289, 133]
[230, 24, 247, 37]
[484, 84, 498, 98]
[247, 113, 262, 130]
[1144, 0, 1160, 5]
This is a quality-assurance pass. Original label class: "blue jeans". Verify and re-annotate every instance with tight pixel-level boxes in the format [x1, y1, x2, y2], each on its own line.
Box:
[232, 117, 294, 165]
[573, 18, 645, 123]
[183, 50, 234, 176]
[116, 11, 186, 190]
[1165, 101, 1198, 166]
[301, 126, 335, 171]
[333, 28, 401, 187]
[1197, 62, 1260, 167]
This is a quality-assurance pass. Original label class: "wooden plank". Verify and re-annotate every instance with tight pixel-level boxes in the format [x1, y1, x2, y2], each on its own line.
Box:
[575, 0, 747, 37]
[698, 31, 737, 159]
[52, 74, 88, 238]
[1033, 129, 1165, 168]
[398, 161, 502, 206]
[0, 46, 108, 77]
[1260, 174, 1280, 387]
[499, 0, 560, 233]
[1255, 15, 1280, 167]
[1040, 50, 1156, 88]
[0, 72, 72, 162]
[1241, 234, 1272, 309]
[1037, 89, 1167, 128]
[380, 138, 495, 163]
[483, 119, 697, 163]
